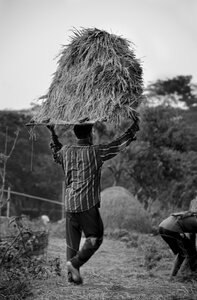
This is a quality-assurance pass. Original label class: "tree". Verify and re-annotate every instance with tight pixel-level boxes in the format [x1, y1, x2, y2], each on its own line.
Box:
[138, 105, 195, 151]
[99, 76, 197, 209]
[123, 103, 197, 209]
[0, 111, 63, 220]
[146, 75, 197, 108]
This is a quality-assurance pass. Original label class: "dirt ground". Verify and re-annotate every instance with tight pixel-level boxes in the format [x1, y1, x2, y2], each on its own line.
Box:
[27, 235, 197, 300]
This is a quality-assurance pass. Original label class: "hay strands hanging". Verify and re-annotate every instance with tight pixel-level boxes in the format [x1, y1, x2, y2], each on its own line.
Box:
[31, 27, 144, 126]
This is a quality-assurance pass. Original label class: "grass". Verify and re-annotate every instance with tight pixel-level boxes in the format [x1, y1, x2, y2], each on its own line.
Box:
[1, 204, 197, 299]
[25, 233, 197, 300]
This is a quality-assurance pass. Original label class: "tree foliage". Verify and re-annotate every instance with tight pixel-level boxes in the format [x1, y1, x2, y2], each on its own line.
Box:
[0, 75, 197, 217]
[146, 75, 197, 107]
[97, 76, 197, 210]
[0, 111, 63, 220]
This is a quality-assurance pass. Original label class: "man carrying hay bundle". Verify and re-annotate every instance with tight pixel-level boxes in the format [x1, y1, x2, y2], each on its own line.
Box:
[47, 118, 139, 284]
[159, 211, 197, 278]
[30, 27, 143, 284]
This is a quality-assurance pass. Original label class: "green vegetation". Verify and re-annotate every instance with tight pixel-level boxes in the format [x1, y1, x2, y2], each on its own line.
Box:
[100, 75, 197, 219]
[0, 216, 61, 300]
[22, 235, 197, 300]
[1, 74, 197, 299]
[0, 75, 197, 223]
[0, 112, 63, 220]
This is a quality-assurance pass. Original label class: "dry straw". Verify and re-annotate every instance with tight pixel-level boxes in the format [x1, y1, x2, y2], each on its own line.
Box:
[32, 28, 144, 125]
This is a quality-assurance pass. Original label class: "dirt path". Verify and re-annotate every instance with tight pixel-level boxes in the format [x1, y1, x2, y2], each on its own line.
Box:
[29, 237, 197, 300]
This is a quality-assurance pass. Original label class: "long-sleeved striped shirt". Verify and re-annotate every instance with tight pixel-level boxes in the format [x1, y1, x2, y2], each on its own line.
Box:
[50, 125, 137, 212]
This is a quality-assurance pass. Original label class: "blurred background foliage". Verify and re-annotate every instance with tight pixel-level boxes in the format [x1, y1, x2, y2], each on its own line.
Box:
[0, 75, 197, 222]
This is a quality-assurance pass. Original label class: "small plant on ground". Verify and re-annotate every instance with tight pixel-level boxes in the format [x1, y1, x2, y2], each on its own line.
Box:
[0, 216, 61, 299]
[126, 232, 139, 248]
[143, 242, 162, 270]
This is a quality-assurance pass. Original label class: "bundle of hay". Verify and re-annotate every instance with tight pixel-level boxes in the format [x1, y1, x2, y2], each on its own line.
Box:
[32, 27, 143, 126]
[100, 186, 152, 233]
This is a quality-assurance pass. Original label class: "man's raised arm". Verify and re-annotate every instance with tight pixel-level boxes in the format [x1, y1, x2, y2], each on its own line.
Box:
[46, 125, 63, 165]
[98, 117, 140, 162]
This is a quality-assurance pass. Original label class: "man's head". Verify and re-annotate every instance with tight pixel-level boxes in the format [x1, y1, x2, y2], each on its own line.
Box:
[73, 124, 93, 142]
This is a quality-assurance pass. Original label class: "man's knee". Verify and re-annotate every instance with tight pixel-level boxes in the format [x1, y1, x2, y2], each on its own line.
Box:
[96, 235, 103, 248]
[85, 236, 103, 250]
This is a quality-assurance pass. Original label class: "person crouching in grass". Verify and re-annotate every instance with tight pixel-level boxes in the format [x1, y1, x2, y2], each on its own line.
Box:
[159, 211, 197, 278]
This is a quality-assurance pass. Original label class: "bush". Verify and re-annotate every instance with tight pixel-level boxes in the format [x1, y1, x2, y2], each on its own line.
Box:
[0, 216, 61, 299]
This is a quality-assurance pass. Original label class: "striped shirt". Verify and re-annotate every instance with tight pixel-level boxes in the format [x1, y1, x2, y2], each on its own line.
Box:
[50, 126, 137, 212]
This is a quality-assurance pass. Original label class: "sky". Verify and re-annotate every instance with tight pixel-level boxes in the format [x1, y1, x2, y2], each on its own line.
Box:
[0, 0, 197, 110]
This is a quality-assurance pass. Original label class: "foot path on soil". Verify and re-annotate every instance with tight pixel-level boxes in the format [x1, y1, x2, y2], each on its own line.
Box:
[30, 237, 197, 300]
